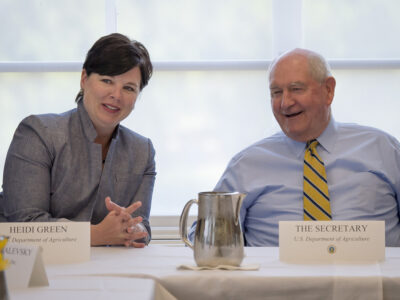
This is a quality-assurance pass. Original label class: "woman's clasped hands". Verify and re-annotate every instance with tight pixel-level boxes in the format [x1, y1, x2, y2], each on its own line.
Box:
[91, 196, 148, 247]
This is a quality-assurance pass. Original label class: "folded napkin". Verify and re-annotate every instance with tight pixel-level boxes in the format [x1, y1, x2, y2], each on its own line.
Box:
[177, 264, 259, 271]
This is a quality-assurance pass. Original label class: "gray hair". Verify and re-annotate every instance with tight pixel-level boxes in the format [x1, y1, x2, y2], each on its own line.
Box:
[269, 48, 332, 83]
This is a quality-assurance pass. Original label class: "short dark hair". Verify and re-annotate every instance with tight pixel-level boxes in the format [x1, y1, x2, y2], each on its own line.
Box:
[76, 33, 153, 102]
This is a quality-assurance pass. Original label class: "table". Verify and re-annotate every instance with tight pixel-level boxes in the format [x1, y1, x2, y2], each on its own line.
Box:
[9, 245, 400, 300]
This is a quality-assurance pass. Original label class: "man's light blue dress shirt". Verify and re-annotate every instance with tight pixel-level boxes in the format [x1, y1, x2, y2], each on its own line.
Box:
[215, 118, 400, 246]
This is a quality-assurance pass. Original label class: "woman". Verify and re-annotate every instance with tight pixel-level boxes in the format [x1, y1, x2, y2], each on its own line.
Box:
[1, 33, 155, 247]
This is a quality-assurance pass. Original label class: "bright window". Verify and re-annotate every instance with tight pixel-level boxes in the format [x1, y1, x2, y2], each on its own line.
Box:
[116, 0, 273, 60]
[303, 0, 400, 58]
[1, 0, 400, 219]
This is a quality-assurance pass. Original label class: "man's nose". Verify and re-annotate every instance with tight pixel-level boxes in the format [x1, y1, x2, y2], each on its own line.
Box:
[281, 91, 294, 109]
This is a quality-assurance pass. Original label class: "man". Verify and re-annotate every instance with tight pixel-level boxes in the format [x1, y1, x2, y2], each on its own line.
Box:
[215, 48, 400, 246]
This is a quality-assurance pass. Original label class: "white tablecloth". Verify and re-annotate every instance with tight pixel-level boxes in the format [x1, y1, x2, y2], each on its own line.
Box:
[9, 245, 400, 300]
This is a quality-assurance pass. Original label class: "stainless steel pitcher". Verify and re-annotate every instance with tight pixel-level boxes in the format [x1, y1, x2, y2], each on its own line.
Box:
[179, 191, 246, 267]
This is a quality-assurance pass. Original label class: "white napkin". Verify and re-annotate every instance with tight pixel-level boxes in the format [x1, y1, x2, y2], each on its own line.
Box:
[177, 264, 259, 271]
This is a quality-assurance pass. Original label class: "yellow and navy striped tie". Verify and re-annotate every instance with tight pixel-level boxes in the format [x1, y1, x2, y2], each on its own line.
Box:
[303, 139, 332, 220]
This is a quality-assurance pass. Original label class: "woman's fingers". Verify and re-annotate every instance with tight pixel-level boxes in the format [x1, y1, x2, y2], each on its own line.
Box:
[125, 201, 142, 215]
[105, 197, 142, 217]
[122, 230, 148, 241]
[105, 197, 124, 215]
[124, 240, 146, 248]
[126, 216, 143, 230]
[131, 241, 146, 248]
[101, 198, 148, 247]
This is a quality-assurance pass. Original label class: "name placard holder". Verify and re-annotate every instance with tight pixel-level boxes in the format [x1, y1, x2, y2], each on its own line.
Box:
[0, 222, 90, 264]
[279, 221, 385, 263]
[4, 243, 48, 289]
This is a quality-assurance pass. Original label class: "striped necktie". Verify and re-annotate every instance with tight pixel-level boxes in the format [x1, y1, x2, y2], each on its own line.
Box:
[303, 139, 332, 220]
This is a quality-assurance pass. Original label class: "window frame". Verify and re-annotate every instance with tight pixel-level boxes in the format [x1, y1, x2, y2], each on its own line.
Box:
[1, 0, 400, 242]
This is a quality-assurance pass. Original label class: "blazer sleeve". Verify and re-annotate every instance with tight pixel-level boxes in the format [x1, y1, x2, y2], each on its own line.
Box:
[130, 138, 156, 239]
[3, 116, 57, 221]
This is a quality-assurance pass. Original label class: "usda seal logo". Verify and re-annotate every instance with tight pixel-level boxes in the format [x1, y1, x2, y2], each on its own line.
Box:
[327, 245, 336, 254]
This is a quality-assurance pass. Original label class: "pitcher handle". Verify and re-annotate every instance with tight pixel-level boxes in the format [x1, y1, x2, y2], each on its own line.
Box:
[179, 199, 198, 249]
[235, 196, 244, 226]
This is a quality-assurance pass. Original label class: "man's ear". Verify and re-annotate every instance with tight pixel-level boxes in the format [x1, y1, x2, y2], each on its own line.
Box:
[325, 76, 336, 105]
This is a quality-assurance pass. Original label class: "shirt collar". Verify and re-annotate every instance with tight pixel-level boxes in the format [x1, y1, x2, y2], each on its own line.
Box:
[284, 117, 338, 158]
[77, 101, 121, 142]
[78, 100, 97, 141]
[285, 134, 306, 159]
[316, 117, 338, 154]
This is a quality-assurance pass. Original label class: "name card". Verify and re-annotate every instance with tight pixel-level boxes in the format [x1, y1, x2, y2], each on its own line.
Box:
[279, 221, 385, 263]
[0, 222, 90, 264]
[4, 243, 48, 289]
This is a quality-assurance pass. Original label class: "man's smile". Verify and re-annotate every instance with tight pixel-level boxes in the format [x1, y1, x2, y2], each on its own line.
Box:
[284, 111, 303, 118]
